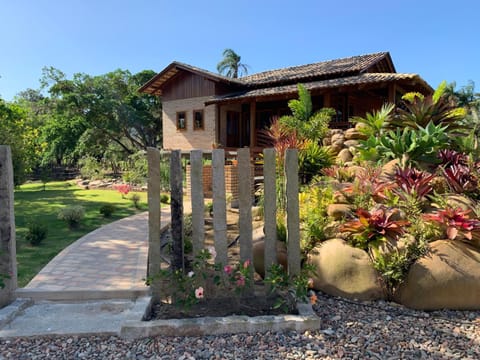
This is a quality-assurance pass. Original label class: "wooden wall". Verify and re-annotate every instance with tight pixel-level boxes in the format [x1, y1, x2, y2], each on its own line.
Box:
[163, 72, 216, 101]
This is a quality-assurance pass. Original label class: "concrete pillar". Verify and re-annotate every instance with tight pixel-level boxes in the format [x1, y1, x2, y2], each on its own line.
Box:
[212, 149, 228, 265]
[263, 148, 277, 280]
[170, 150, 184, 271]
[238, 148, 253, 282]
[0, 146, 17, 308]
[147, 147, 161, 301]
[285, 149, 301, 276]
[190, 150, 205, 258]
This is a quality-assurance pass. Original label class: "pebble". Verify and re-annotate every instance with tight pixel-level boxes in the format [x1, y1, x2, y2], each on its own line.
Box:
[0, 292, 479, 359]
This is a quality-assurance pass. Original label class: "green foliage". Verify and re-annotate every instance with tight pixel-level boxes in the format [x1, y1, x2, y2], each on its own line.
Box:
[122, 151, 148, 186]
[298, 140, 335, 184]
[130, 193, 141, 209]
[25, 221, 48, 246]
[79, 156, 105, 180]
[351, 103, 395, 137]
[99, 204, 116, 218]
[160, 193, 170, 204]
[358, 122, 450, 165]
[264, 263, 317, 312]
[373, 241, 428, 297]
[216, 48, 249, 78]
[57, 205, 85, 229]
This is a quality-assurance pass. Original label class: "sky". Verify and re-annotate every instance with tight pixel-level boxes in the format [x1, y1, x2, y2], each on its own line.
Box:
[1, 0, 479, 100]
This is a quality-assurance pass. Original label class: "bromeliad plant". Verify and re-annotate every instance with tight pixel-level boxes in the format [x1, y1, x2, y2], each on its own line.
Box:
[423, 207, 480, 241]
[393, 167, 435, 202]
[147, 247, 253, 310]
[340, 206, 410, 251]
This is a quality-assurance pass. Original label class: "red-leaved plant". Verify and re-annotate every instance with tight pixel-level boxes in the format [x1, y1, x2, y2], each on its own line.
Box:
[423, 207, 480, 241]
[342, 167, 395, 203]
[437, 149, 468, 167]
[340, 206, 410, 250]
[113, 184, 132, 198]
[394, 167, 434, 201]
[442, 164, 478, 193]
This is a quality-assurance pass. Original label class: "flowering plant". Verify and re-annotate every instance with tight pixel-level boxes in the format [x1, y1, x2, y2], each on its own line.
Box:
[113, 183, 131, 198]
[147, 246, 253, 309]
[423, 207, 480, 241]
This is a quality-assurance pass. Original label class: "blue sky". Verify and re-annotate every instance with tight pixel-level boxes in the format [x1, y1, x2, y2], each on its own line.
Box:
[1, 0, 478, 100]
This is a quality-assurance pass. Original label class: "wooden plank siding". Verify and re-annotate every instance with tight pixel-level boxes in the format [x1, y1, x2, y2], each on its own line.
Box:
[163, 72, 217, 101]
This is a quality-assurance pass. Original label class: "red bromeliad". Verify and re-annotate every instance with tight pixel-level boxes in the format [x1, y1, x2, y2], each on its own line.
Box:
[340, 206, 410, 250]
[394, 167, 434, 200]
[423, 207, 480, 240]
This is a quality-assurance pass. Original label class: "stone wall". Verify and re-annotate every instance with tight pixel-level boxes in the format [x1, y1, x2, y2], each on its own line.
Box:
[323, 124, 368, 165]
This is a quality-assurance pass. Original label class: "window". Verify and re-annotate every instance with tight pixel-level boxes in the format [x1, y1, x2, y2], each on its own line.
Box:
[193, 109, 204, 130]
[176, 111, 186, 131]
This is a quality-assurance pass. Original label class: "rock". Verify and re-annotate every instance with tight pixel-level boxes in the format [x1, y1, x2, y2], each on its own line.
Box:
[322, 137, 332, 146]
[331, 133, 345, 143]
[354, 122, 370, 133]
[344, 140, 360, 148]
[307, 239, 386, 301]
[344, 128, 367, 140]
[252, 239, 288, 278]
[333, 191, 349, 204]
[336, 149, 353, 163]
[328, 144, 343, 155]
[327, 204, 353, 220]
[380, 159, 400, 179]
[395, 240, 480, 310]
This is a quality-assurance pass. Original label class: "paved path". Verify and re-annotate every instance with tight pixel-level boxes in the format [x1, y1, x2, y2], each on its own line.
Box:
[22, 207, 172, 295]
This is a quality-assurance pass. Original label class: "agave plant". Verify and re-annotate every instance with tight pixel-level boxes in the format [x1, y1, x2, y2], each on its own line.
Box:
[340, 206, 410, 250]
[394, 167, 435, 201]
[423, 207, 480, 240]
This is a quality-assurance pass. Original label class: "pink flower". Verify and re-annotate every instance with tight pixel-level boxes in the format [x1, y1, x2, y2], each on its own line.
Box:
[236, 276, 245, 287]
[207, 246, 217, 260]
[195, 286, 204, 299]
[224, 265, 233, 275]
[243, 259, 251, 269]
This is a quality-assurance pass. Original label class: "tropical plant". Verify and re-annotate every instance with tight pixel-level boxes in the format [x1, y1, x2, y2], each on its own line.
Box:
[340, 206, 410, 251]
[216, 49, 249, 78]
[298, 140, 335, 184]
[391, 81, 467, 132]
[351, 103, 395, 137]
[423, 207, 480, 241]
[442, 164, 478, 194]
[437, 149, 468, 167]
[393, 167, 435, 201]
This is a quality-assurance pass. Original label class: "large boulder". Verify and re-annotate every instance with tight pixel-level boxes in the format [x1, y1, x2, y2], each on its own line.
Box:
[252, 238, 288, 278]
[394, 240, 480, 310]
[336, 149, 353, 163]
[308, 239, 386, 301]
[327, 204, 353, 220]
[344, 128, 368, 140]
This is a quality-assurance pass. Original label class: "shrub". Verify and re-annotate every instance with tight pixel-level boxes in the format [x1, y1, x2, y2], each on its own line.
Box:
[25, 221, 48, 246]
[122, 151, 148, 186]
[130, 193, 141, 209]
[57, 205, 85, 229]
[160, 194, 170, 204]
[99, 204, 116, 218]
[79, 156, 105, 180]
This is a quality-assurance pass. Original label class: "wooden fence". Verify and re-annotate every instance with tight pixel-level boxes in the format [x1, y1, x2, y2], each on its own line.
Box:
[146, 147, 300, 302]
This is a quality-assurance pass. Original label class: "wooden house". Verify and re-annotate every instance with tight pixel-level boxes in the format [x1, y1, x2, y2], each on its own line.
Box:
[139, 52, 432, 151]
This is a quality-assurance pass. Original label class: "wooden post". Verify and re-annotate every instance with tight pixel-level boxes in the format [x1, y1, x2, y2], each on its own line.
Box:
[0, 146, 17, 308]
[170, 150, 184, 271]
[285, 149, 301, 276]
[147, 147, 161, 301]
[212, 149, 228, 265]
[238, 148, 253, 282]
[250, 101, 256, 147]
[263, 148, 277, 281]
[190, 150, 204, 258]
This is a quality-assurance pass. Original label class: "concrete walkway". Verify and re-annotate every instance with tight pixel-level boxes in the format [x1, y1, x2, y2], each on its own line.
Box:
[17, 207, 171, 301]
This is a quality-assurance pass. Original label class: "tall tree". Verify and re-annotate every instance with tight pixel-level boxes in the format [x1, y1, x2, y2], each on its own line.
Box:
[216, 48, 249, 78]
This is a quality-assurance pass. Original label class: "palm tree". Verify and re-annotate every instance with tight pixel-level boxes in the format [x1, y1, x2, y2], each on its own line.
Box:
[216, 49, 249, 78]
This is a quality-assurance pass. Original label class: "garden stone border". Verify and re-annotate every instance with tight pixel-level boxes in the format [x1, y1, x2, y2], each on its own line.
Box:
[120, 301, 320, 339]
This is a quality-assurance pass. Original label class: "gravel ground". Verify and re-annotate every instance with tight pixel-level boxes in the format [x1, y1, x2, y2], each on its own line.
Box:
[1, 292, 479, 359]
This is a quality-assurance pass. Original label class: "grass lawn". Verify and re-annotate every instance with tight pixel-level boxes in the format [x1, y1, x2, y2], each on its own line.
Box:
[14, 181, 148, 287]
